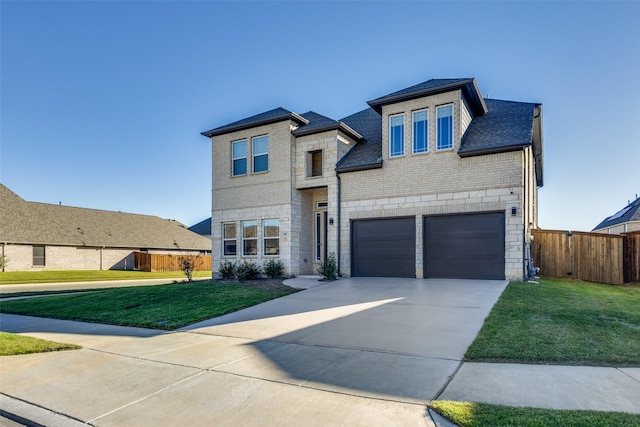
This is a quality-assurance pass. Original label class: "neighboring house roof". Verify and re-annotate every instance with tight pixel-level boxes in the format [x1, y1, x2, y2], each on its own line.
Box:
[367, 78, 488, 116]
[0, 184, 211, 250]
[292, 111, 364, 142]
[189, 217, 212, 236]
[201, 107, 309, 138]
[592, 196, 640, 231]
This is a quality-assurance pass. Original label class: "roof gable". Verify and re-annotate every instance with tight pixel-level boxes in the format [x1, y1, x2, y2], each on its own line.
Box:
[201, 107, 309, 138]
[336, 108, 383, 172]
[367, 78, 487, 116]
[292, 111, 364, 142]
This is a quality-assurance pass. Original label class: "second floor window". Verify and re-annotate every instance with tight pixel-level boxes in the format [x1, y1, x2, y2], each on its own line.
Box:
[232, 140, 247, 176]
[389, 114, 404, 157]
[252, 135, 268, 173]
[437, 104, 453, 150]
[413, 109, 428, 154]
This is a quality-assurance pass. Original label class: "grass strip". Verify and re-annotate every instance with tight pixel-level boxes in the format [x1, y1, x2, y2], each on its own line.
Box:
[430, 401, 640, 427]
[0, 332, 81, 356]
[465, 278, 640, 366]
[0, 270, 211, 285]
[0, 281, 295, 330]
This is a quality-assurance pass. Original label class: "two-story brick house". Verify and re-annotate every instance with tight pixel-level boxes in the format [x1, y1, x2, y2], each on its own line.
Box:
[202, 78, 543, 281]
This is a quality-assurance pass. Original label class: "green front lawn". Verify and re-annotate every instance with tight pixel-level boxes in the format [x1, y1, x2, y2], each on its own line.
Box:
[0, 281, 296, 330]
[0, 332, 81, 356]
[0, 270, 211, 285]
[466, 278, 640, 366]
[430, 401, 640, 427]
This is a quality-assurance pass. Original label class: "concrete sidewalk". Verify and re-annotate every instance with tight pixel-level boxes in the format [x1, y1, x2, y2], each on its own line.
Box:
[0, 277, 203, 294]
[1, 278, 639, 426]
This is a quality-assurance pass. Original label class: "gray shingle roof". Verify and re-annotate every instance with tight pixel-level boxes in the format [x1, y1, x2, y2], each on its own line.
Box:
[592, 196, 640, 231]
[201, 107, 309, 138]
[189, 217, 212, 236]
[0, 184, 211, 250]
[293, 111, 364, 142]
[367, 78, 487, 116]
[336, 108, 383, 172]
[459, 99, 538, 155]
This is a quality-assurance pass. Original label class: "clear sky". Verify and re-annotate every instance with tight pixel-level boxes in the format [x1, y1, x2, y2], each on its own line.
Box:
[1, 1, 638, 231]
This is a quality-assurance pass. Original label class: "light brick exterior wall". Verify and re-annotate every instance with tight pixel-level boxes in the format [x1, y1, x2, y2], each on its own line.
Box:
[2, 244, 140, 271]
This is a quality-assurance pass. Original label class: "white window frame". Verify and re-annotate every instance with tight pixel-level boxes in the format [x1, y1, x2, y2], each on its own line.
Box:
[222, 223, 237, 257]
[32, 245, 45, 266]
[436, 104, 454, 151]
[231, 139, 247, 176]
[389, 113, 405, 158]
[262, 219, 280, 256]
[412, 108, 429, 154]
[242, 220, 258, 256]
[252, 135, 269, 173]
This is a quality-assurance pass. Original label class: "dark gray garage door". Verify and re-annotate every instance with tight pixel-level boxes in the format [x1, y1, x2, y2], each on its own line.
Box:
[424, 212, 505, 280]
[351, 217, 415, 278]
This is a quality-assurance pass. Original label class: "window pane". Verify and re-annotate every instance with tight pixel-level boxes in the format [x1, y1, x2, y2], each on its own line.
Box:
[437, 105, 453, 150]
[243, 239, 258, 256]
[389, 114, 404, 157]
[253, 136, 268, 154]
[233, 140, 246, 158]
[263, 220, 279, 237]
[264, 239, 279, 255]
[243, 221, 257, 238]
[223, 241, 237, 256]
[413, 109, 428, 154]
[233, 158, 246, 175]
[33, 245, 45, 266]
[311, 151, 322, 177]
[253, 154, 268, 173]
[224, 223, 236, 239]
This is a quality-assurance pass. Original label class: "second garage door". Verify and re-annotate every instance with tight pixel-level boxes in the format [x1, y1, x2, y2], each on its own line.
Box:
[351, 217, 415, 278]
[424, 212, 505, 280]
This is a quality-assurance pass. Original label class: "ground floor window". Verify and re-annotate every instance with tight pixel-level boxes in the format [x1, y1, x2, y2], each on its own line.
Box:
[223, 223, 237, 256]
[242, 221, 258, 256]
[263, 219, 280, 255]
[33, 245, 45, 266]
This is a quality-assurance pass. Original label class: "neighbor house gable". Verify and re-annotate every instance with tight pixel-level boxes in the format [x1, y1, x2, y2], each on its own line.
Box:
[593, 196, 640, 234]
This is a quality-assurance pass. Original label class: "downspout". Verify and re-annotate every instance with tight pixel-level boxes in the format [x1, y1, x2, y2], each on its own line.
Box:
[336, 171, 342, 277]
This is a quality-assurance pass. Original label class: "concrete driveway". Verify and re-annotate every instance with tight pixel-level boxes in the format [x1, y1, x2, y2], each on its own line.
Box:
[1, 278, 507, 426]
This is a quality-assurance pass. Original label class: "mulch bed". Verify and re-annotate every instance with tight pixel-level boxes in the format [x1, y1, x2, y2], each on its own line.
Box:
[210, 278, 302, 293]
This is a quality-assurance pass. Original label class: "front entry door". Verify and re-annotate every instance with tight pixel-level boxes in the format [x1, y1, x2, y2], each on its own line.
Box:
[315, 210, 328, 265]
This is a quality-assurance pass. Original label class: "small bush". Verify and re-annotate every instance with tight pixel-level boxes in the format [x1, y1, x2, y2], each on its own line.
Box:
[218, 261, 237, 279]
[236, 260, 261, 282]
[263, 259, 285, 279]
[177, 255, 201, 282]
[318, 252, 337, 281]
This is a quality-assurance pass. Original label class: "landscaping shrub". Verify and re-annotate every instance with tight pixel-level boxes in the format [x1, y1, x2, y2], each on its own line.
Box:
[236, 260, 261, 281]
[263, 259, 285, 279]
[218, 261, 237, 279]
[318, 252, 337, 281]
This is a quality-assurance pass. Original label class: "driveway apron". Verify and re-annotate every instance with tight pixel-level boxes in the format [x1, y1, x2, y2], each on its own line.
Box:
[1, 278, 507, 426]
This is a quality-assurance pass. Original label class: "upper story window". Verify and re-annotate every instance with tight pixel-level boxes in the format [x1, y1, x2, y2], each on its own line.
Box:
[232, 140, 247, 176]
[222, 223, 237, 257]
[252, 135, 269, 173]
[412, 109, 428, 154]
[437, 104, 453, 151]
[307, 150, 323, 177]
[389, 114, 405, 157]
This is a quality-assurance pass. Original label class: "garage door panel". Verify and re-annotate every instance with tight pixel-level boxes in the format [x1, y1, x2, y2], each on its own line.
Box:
[424, 212, 505, 280]
[352, 218, 415, 278]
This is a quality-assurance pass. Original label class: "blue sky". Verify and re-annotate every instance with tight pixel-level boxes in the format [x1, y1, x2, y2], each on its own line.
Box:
[1, 1, 638, 231]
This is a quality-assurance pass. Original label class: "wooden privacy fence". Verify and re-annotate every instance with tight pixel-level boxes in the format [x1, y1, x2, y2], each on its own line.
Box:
[530, 229, 640, 285]
[623, 231, 640, 283]
[134, 252, 212, 273]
